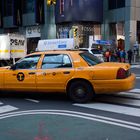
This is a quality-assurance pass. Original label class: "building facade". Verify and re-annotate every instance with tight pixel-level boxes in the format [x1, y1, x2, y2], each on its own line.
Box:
[0, 0, 140, 53]
[0, 0, 56, 53]
[103, 0, 140, 52]
[55, 0, 103, 48]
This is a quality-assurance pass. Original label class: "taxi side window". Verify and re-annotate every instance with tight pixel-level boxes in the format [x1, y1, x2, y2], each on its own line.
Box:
[42, 54, 72, 69]
[14, 55, 41, 69]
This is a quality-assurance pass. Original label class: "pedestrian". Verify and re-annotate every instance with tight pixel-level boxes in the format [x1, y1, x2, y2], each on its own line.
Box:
[127, 49, 133, 64]
[105, 49, 110, 62]
[119, 49, 126, 62]
[116, 49, 121, 62]
[110, 50, 117, 62]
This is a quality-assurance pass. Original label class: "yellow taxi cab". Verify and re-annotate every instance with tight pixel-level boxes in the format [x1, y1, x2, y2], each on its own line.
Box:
[0, 50, 135, 103]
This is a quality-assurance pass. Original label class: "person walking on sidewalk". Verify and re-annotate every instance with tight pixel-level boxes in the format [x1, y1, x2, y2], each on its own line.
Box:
[127, 49, 133, 64]
[105, 49, 110, 62]
[120, 49, 126, 62]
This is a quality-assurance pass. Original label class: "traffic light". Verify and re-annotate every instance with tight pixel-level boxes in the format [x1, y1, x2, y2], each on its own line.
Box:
[47, 0, 56, 5]
[73, 28, 78, 37]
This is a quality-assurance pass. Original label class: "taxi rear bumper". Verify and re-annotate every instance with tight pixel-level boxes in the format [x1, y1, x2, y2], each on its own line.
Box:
[91, 73, 136, 94]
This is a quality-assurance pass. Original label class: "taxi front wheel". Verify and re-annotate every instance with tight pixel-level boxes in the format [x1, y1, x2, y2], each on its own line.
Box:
[68, 81, 94, 103]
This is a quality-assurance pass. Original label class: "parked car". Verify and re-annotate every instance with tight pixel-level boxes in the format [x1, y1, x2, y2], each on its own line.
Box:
[79, 48, 104, 62]
[0, 50, 135, 103]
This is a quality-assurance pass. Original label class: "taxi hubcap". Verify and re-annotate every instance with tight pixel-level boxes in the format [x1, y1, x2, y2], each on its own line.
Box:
[75, 87, 86, 98]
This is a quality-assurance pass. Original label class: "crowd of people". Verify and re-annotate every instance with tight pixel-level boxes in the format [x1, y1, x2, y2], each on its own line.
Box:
[104, 48, 133, 64]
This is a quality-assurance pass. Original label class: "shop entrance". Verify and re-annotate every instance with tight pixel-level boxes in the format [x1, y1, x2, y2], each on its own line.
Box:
[27, 37, 40, 54]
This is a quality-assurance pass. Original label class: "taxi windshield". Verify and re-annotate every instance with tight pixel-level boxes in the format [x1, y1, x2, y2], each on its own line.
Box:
[80, 52, 102, 66]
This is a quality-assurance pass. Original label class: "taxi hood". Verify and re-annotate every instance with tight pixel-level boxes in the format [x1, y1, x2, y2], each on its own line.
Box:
[0, 66, 10, 70]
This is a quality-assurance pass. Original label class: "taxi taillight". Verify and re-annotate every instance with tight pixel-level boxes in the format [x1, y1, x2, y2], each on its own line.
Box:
[116, 68, 127, 79]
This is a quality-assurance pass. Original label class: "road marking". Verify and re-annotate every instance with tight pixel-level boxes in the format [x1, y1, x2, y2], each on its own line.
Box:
[74, 89, 140, 117]
[0, 105, 18, 114]
[128, 89, 140, 93]
[0, 102, 3, 105]
[135, 74, 140, 77]
[95, 95, 140, 107]
[25, 98, 40, 103]
[136, 76, 140, 79]
[117, 92, 140, 99]
[74, 103, 140, 117]
[0, 110, 140, 131]
[131, 65, 140, 68]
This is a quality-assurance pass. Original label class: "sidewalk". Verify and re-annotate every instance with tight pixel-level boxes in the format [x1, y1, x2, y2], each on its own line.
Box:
[126, 56, 140, 65]
[131, 57, 140, 65]
[131, 62, 140, 65]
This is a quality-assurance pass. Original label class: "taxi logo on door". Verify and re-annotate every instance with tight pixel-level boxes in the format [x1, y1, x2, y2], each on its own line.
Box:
[17, 72, 25, 81]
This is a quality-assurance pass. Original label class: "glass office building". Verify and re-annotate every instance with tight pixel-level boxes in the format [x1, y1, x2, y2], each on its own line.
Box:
[0, 0, 140, 52]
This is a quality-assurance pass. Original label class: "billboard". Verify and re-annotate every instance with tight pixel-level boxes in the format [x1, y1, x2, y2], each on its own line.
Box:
[55, 0, 103, 23]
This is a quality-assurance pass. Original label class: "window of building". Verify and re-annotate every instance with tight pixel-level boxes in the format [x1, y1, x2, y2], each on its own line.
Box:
[117, 0, 125, 8]
[4, 0, 13, 16]
[108, 0, 117, 10]
[137, 21, 140, 44]
[109, 23, 116, 35]
[23, 0, 35, 13]
[108, 0, 125, 10]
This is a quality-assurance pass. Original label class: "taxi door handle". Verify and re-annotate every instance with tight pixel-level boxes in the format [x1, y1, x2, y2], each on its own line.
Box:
[52, 72, 56, 76]
[42, 72, 46, 76]
[63, 71, 70, 74]
[29, 72, 36, 75]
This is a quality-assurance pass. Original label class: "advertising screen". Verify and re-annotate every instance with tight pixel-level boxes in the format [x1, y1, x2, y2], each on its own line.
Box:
[55, 0, 103, 23]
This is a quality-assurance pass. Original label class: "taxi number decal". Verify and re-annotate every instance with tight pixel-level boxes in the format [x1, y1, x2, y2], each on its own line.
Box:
[17, 72, 25, 81]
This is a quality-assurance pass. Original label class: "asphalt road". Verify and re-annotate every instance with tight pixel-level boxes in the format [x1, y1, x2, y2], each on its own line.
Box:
[0, 65, 140, 140]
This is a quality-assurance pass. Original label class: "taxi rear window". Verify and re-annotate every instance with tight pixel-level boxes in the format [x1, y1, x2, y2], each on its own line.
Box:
[80, 52, 102, 66]
[91, 49, 102, 54]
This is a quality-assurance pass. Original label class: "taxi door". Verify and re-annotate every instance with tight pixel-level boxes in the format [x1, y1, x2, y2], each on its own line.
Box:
[36, 54, 75, 92]
[4, 55, 41, 91]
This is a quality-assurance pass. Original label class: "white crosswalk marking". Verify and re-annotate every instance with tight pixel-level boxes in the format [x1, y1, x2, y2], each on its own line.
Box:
[136, 76, 140, 79]
[128, 88, 140, 93]
[0, 105, 18, 114]
[95, 96, 140, 106]
[0, 101, 18, 114]
[117, 92, 140, 99]
[131, 65, 140, 68]
[73, 88, 140, 117]
[74, 103, 140, 117]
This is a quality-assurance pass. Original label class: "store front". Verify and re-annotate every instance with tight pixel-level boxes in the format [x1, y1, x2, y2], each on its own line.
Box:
[26, 26, 41, 54]
[56, 23, 101, 48]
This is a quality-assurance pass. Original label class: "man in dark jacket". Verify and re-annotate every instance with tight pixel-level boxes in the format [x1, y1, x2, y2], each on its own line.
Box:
[127, 49, 133, 64]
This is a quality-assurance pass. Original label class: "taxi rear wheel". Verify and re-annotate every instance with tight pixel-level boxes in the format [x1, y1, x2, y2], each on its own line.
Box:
[68, 81, 94, 103]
